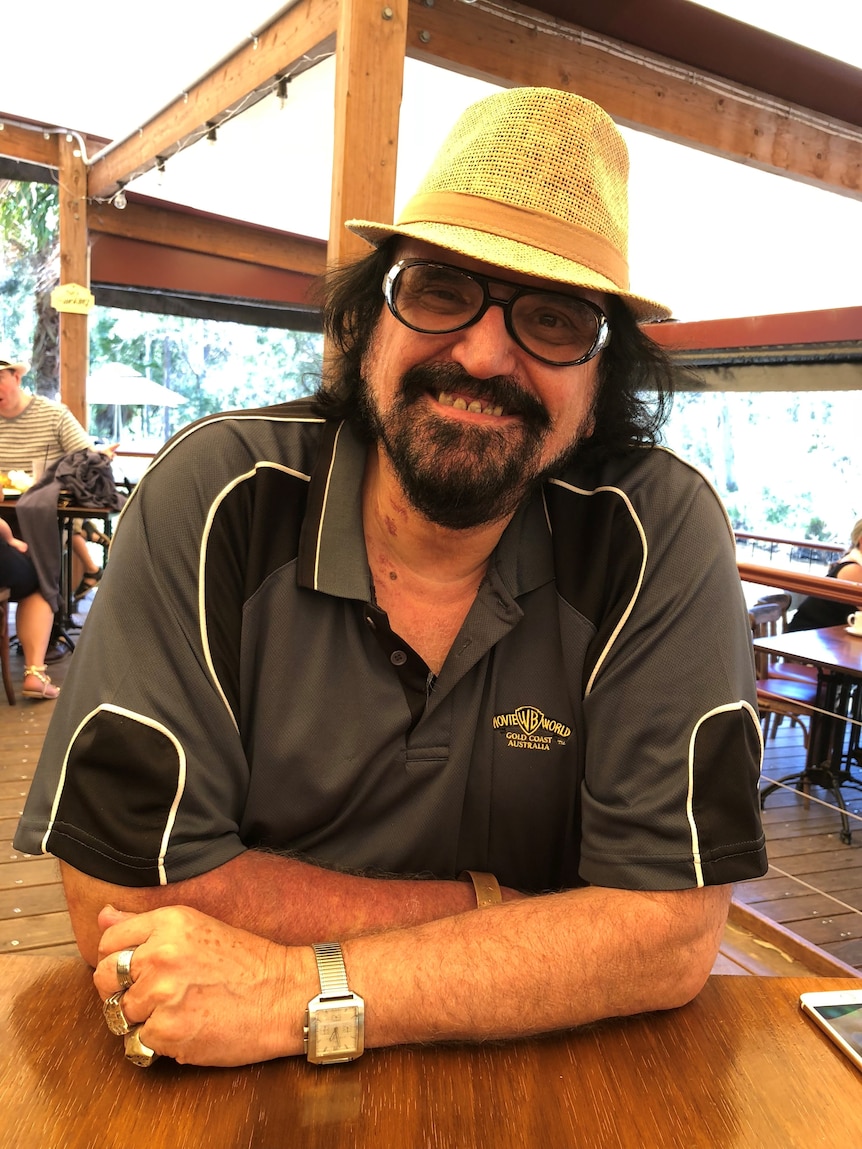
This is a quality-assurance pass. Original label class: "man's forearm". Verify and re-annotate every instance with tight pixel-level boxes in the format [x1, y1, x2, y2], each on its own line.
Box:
[62, 852, 499, 966]
[91, 882, 732, 1066]
[341, 883, 731, 1050]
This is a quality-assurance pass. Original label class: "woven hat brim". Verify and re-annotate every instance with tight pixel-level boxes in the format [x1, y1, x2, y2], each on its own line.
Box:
[0, 360, 29, 374]
[346, 219, 672, 324]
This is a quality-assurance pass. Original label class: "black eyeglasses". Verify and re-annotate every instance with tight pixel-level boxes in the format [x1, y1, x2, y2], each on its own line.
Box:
[382, 259, 611, 367]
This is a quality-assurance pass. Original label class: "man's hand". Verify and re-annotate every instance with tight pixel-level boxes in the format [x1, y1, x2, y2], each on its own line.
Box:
[94, 905, 307, 1066]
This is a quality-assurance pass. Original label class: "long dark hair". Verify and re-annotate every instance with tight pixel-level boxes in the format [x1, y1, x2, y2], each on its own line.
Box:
[311, 237, 675, 459]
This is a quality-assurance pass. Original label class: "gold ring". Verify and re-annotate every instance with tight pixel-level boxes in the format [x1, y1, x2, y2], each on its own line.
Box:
[116, 947, 136, 990]
[103, 989, 133, 1036]
[124, 1025, 160, 1068]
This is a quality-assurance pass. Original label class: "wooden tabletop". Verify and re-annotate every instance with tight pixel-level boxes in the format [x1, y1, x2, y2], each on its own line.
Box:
[0, 957, 859, 1149]
[753, 624, 862, 676]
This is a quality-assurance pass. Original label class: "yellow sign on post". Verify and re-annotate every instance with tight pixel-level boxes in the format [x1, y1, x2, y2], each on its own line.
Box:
[51, 282, 95, 314]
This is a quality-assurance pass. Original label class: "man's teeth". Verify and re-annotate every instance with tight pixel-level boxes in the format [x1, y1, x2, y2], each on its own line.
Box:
[438, 391, 504, 417]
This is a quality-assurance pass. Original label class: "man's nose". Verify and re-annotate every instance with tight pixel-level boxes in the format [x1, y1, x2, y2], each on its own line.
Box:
[447, 302, 520, 379]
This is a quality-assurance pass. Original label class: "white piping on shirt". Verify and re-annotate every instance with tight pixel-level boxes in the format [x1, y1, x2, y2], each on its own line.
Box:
[312, 420, 346, 591]
[113, 412, 324, 533]
[545, 479, 648, 696]
[41, 703, 188, 886]
[686, 700, 763, 887]
[198, 462, 310, 731]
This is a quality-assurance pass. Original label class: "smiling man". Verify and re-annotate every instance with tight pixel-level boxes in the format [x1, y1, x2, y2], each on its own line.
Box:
[16, 87, 767, 1069]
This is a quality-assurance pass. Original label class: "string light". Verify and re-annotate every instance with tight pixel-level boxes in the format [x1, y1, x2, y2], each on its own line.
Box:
[276, 76, 290, 109]
[112, 186, 127, 210]
[205, 123, 218, 145]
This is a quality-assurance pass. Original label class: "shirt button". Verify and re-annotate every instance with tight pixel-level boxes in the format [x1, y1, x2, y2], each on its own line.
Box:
[390, 650, 408, 666]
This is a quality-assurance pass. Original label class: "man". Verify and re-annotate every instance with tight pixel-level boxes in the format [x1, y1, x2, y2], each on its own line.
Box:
[15, 87, 766, 1068]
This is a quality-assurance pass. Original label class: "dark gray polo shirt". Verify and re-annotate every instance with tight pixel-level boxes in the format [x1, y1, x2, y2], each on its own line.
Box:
[15, 399, 766, 892]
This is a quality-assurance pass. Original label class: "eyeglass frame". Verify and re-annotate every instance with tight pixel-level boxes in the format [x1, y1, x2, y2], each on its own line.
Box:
[382, 258, 611, 367]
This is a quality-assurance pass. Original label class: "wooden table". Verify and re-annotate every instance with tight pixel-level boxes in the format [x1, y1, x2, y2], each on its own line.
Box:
[0, 957, 859, 1149]
[754, 625, 862, 842]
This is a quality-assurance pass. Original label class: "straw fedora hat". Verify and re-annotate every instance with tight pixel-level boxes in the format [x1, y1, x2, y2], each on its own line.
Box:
[347, 86, 670, 323]
[0, 347, 30, 375]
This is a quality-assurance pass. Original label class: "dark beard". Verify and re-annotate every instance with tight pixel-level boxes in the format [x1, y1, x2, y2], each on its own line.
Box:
[357, 362, 582, 530]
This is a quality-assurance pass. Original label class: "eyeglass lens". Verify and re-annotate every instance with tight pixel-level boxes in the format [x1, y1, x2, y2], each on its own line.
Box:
[387, 261, 606, 366]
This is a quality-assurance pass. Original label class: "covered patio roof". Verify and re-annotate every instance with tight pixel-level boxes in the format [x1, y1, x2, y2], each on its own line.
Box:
[1, 0, 860, 417]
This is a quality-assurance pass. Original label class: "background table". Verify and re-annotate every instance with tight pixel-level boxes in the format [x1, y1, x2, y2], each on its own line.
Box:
[0, 956, 859, 1149]
[754, 625, 862, 841]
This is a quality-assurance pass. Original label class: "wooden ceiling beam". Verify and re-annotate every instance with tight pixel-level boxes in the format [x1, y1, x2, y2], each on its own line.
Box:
[87, 0, 340, 202]
[328, 0, 408, 266]
[407, 0, 862, 201]
[88, 199, 326, 277]
[0, 121, 60, 167]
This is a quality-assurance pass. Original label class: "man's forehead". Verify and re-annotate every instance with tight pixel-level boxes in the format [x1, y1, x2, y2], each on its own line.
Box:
[393, 238, 607, 305]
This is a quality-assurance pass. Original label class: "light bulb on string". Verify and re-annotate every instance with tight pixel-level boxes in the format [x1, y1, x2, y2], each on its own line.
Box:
[276, 76, 290, 109]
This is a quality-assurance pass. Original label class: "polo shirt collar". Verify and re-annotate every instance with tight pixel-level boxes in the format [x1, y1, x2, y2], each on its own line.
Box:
[298, 418, 556, 602]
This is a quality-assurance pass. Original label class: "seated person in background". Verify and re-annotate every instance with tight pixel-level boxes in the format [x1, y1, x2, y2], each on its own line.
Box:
[0, 349, 106, 609]
[15, 88, 766, 1069]
[0, 519, 60, 699]
[786, 518, 862, 631]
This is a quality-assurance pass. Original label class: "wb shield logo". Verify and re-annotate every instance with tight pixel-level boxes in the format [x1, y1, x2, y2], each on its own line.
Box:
[515, 706, 542, 735]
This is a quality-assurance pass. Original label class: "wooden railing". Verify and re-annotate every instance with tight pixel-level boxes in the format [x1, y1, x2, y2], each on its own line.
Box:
[739, 561, 862, 607]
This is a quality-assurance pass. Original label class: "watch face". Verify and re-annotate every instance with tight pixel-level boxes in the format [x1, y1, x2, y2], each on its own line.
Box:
[317, 1005, 361, 1056]
[306, 996, 365, 1063]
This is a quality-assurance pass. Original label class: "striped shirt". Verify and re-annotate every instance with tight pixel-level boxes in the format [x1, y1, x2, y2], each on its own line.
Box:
[0, 394, 93, 473]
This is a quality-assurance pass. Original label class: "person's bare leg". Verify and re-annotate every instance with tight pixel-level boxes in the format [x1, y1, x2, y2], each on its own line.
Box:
[16, 592, 60, 699]
[71, 532, 101, 596]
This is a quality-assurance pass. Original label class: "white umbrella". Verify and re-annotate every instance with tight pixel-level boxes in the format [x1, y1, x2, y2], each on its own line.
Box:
[86, 363, 187, 407]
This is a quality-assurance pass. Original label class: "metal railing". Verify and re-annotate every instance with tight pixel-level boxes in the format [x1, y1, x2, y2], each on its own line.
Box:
[735, 531, 843, 573]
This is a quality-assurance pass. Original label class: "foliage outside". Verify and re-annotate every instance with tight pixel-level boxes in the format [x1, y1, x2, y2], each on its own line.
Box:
[660, 390, 860, 547]
[1, 179, 323, 477]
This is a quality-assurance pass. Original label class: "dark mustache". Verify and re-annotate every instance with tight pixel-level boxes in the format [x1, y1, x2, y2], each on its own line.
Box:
[399, 363, 551, 428]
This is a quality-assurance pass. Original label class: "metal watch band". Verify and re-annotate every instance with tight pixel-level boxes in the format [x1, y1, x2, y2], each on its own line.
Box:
[459, 870, 503, 908]
[312, 942, 351, 998]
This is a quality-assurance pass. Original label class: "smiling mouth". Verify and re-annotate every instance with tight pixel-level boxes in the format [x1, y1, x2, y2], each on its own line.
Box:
[437, 391, 506, 417]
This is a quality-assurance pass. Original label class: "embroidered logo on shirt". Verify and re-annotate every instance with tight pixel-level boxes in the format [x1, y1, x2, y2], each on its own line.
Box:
[493, 706, 572, 751]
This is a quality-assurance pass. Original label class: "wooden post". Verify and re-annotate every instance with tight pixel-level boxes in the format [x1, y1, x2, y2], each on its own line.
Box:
[57, 134, 90, 427]
[328, 0, 408, 268]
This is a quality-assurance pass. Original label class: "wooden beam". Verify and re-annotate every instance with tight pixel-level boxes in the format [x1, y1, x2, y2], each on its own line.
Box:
[328, 0, 408, 266]
[88, 200, 326, 277]
[87, 0, 340, 202]
[407, 0, 862, 200]
[0, 122, 59, 168]
[57, 136, 89, 426]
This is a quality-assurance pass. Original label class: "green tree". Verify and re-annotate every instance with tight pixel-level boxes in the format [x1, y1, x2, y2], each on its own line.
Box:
[0, 179, 60, 395]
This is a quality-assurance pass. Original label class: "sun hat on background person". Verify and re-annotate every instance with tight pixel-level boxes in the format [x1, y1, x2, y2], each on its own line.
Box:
[346, 85, 671, 323]
[0, 348, 30, 376]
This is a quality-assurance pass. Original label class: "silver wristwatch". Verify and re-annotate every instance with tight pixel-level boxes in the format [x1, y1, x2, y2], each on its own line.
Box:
[304, 942, 365, 1065]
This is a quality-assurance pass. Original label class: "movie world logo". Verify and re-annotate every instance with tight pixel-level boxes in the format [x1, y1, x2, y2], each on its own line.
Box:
[493, 706, 572, 752]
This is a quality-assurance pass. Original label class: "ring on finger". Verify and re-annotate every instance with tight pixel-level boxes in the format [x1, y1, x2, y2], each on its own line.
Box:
[116, 947, 136, 990]
[103, 989, 133, 1036]
[124, 1025, 160, 1068]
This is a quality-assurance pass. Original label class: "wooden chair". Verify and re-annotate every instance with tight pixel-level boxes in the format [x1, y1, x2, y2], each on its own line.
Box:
[750, 595, 815, 745]
[0, 588, 17, 706]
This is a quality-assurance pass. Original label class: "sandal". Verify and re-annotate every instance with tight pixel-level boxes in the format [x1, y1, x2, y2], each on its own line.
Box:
[82, 520, 111, 547]
[22, 665, 60, 700]
[74, 568, 103, 599]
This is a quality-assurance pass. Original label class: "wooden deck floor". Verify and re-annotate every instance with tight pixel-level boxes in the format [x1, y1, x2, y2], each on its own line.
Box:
[1, 611, 861, 977]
